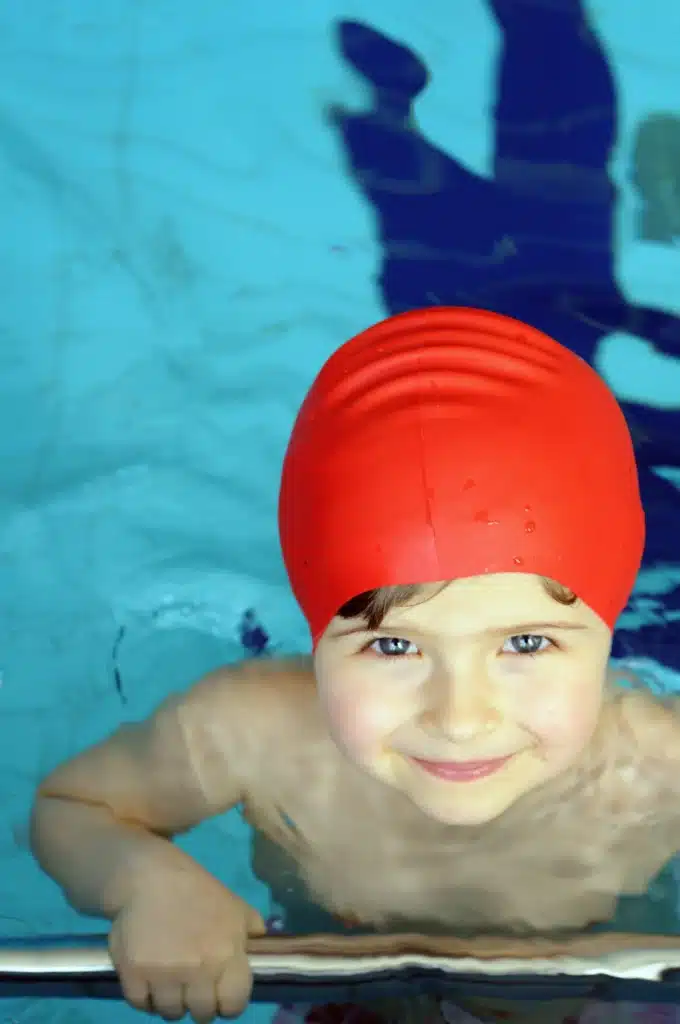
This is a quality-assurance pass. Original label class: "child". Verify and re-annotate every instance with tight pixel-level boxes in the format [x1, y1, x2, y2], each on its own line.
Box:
[30, 308, 680, 1024]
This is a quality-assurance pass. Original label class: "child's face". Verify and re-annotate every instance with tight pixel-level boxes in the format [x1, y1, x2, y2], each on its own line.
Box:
[313, 573, 612, 827]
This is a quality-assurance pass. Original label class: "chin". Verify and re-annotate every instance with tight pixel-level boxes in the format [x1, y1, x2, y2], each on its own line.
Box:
[412, 795, 512, 828]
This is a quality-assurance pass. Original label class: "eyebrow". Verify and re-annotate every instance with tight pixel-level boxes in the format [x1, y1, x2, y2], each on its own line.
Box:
[330, 620, 588, 639]
[483, 621, 587, 637]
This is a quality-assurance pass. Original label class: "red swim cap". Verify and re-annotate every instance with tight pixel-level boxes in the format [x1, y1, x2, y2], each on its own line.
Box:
[279, 308, 645, 644]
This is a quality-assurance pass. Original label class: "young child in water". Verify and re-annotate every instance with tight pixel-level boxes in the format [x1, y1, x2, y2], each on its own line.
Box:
[30, 308, 680, 1024]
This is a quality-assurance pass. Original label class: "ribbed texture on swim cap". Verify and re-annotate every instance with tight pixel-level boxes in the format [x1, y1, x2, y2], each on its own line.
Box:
[279, 308, 645, 643]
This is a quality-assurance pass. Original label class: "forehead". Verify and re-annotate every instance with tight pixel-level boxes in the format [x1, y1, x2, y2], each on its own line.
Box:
[383, 573, 596, 634]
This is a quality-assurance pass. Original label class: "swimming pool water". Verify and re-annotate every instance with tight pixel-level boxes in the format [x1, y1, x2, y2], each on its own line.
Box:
[1, 2, 680, 1021]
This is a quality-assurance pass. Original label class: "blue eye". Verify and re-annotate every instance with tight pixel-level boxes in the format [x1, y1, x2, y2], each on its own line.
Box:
[503, 634, 552, 656]
[369, 637, 419, 657]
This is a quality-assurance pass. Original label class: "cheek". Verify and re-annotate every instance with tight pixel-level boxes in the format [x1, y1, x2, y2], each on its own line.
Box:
[319, 672, 409, 757]
[516, 672, 604, 752]
[322, 687, 372, 754]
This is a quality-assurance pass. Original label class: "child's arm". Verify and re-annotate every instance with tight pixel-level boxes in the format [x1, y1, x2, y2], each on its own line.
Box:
[30, 657, 309, 919]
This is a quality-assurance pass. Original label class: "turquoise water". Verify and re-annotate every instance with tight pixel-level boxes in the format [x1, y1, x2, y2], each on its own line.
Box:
[1, 1, 680, 1021]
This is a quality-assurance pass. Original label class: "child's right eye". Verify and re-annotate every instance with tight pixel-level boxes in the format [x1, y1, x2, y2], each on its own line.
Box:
[368, 637, 420, 657]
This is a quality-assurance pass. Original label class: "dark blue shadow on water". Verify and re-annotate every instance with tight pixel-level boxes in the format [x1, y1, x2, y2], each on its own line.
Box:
[329, 0, 680, 671]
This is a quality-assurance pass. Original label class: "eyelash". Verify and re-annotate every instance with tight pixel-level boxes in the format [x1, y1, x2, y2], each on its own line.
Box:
[362, 635, 557, 659]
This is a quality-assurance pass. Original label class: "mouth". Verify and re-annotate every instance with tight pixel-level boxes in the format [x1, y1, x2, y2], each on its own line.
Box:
[411, 754, 512, 782]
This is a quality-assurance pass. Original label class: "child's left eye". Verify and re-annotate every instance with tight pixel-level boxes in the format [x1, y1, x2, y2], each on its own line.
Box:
[503, 634, 553, 656]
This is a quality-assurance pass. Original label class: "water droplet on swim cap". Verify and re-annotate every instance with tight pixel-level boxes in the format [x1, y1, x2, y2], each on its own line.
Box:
[524, 520, 536, 534]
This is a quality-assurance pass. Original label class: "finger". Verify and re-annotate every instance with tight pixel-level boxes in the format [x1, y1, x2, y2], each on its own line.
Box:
[149, 982, 186, 1021]
[215, 958, 253, 1019]
[245, 906, 267, 936]
[184, 978, 218, 1023]
[119, 972, 152, 1014]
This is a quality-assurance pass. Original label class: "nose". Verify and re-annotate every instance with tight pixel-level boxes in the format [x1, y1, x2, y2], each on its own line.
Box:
[423, 662, 500, 742]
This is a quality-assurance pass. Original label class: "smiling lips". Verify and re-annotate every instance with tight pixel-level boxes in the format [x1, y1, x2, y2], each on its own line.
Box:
[412, 755, 512, 782]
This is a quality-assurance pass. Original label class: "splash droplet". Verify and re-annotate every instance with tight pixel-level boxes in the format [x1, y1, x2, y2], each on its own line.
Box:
[487, 519, 500, 527]
[473, 509, 489, 522]
[462, 478, 476, 491]
[523, 505, 532, 514]
[524, 520, 536, 534]
[513, 556, 524, 566]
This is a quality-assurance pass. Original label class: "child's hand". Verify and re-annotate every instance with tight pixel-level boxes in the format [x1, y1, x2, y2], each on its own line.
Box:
[109, 861, 266, 1022]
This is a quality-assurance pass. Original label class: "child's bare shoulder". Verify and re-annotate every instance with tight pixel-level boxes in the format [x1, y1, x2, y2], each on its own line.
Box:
[614, 681, 680, 757]
[186, 654, 313, 695]
[179, 655, 317, 743]
[608, 680, 680, 836]
[177, 655, 325, 802]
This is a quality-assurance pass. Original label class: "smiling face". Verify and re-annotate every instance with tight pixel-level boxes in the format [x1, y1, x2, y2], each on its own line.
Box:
[313, 573, 613, 827]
